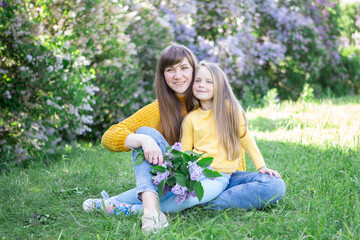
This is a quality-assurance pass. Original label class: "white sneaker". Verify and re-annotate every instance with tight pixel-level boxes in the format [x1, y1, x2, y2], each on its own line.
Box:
[82, 198, 103, 211]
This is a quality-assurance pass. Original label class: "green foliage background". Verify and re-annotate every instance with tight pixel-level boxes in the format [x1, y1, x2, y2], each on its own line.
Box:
[1, 0, 360, 162]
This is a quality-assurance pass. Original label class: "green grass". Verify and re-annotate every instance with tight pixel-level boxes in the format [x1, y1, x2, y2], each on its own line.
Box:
[1, 96, 360, 239]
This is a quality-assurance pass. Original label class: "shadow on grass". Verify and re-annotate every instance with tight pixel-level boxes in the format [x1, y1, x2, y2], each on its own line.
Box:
[0, 140, 102, 173]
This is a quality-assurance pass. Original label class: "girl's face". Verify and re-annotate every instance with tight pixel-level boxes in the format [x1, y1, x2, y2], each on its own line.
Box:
[193, 66, 214, 102]
[164, 57, 193, 97]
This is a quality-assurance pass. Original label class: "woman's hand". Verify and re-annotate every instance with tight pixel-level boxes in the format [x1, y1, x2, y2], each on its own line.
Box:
[140, 135, 164, 166]
[258, 166, 281, 178]
[125, 133, 164, 166]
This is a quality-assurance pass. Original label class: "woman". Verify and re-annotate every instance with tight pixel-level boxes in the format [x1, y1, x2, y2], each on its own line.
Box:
[83, 44, 285, 233]
[85, 44, 198, 232]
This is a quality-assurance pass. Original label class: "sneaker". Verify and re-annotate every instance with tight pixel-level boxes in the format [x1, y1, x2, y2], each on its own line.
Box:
[141, 211, 169, 233]
[82, 190, 133, 216]
[82, 198, 103, 211]
[104, 199, 132, 216]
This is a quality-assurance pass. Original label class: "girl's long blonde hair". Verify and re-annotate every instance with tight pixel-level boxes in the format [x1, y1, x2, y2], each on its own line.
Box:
[198, 60, 247, 160]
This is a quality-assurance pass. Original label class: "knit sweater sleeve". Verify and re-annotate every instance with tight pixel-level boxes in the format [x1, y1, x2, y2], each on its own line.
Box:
[240, 130, 266, 170]
[101, 101, 161, 152]
[239, 108, 266, 170]
[180, 115, 194, 152]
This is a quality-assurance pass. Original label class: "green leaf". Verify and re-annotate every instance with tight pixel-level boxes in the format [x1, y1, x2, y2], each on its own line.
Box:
[171, 149, 184, 158]
[150, 165, 166, 173]
[193, 181, 204, 201]
[190, 155, 201, 162]
[183, 153, 191, 162]
[203, 168, 222, 178]
[173, 158, 183, 168]
[187, 180, 194, 191]
[134, 149, 145, 165]
[197, 157, 214, 168]
[167, 176, 176, 186]
[158, 179, 166, 197]
[181, 164, 190, 175]
[176, 173, 187, 187]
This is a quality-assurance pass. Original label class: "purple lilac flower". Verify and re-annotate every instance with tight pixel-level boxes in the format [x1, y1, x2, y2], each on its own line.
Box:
[189, 191, 196, 198]
[175, 190, 196, 205]
[171, 142, 182, 151]
[163, 184, 172, 195]
[188, 161, 203, 181]
[175, 193, 187, 205]
[153, 170, 170, 185]
[162, 161, 174, 169]
[171, 183, 188, 196]
[165, 150, 174, 160]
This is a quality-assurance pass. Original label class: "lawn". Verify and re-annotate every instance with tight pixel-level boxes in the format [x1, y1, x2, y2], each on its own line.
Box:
[1, 96, 359, 239]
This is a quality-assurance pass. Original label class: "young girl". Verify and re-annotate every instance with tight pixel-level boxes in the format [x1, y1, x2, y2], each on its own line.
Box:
[181, 60, 283, 209]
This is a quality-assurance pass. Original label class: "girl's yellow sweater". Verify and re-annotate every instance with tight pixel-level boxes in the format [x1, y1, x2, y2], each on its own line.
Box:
[181, 108, 265, 173]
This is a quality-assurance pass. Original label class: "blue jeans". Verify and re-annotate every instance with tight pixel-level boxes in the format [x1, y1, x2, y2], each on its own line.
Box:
[111, 127, 229, 213]
[205, 171, 286, 210]
[112, 174, 230, 214]
[111, 127, 285, 212]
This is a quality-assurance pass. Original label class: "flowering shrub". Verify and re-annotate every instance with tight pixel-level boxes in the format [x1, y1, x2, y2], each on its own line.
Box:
[0, 1, 97, 161]
[135, 143, 221, 205]
[2, 0, 359, 162]
[0, 0, 173, 161]
[159, 0, 358, 101]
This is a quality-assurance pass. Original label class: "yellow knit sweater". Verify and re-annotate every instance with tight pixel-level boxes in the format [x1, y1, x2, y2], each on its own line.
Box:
[101, 97, 187, 152]
[181, 108, 265, 173]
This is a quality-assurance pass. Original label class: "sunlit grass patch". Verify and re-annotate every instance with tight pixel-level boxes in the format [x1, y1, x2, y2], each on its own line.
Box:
[247, 97, 360, 149]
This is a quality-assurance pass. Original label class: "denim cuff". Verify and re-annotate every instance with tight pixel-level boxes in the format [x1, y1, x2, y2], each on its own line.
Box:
[136, 186, 158, 202]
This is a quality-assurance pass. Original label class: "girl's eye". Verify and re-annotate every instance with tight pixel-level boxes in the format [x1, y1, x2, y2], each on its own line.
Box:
[207, 80, 213, 84]
[166, 69, 174, 72]
[181, 67, 188, 70]
[195, 79, 201, 82]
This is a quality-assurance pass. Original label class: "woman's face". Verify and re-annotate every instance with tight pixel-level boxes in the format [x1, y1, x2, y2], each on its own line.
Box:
[164, 57, 193, 97]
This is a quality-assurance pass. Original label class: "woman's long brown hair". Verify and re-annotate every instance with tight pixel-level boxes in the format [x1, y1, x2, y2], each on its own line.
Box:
[155, 44, 198, 145]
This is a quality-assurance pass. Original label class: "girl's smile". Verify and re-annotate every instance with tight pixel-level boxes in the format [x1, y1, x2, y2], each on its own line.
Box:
[193, 66, 214, 110]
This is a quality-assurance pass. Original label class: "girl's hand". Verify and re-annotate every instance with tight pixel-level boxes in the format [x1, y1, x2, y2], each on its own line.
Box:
[258, 166, 281, 178]
[140, 135, 164, 166]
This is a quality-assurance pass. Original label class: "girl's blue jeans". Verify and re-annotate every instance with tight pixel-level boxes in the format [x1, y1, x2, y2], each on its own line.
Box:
[110, 127, 285, 213]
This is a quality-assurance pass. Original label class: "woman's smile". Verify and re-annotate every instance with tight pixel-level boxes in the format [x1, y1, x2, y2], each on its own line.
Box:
[164, 58, 193, 97]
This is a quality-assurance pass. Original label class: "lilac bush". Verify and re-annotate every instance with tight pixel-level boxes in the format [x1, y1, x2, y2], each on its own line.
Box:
[0, 0, 172, 161]
[1, 1, 97, 161]
[159, 0, 353, 101]
[2, 0, 358, 162]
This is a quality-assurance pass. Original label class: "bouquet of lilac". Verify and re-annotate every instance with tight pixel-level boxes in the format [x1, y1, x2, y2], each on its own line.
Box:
[135, 142, 222, 204]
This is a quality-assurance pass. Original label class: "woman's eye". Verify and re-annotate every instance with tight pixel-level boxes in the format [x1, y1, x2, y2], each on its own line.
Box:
[181, 67, 188, 70]
[166, 69, 173, 72]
